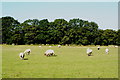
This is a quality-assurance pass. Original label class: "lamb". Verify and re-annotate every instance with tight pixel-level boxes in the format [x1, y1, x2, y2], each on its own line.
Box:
[105, 48, 109, 54]
[86, 48, 92, 56]
[45, 49, 55, 56]
[24, 49, 31, 55]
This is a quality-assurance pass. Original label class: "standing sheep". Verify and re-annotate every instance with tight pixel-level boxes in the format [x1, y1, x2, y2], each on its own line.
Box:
[86, 48, 92, 56]
[105, 48, 109, 54]
[58, 45, 61, 48]
[24, 49, 31, 55]
[97, 46, 100, 50]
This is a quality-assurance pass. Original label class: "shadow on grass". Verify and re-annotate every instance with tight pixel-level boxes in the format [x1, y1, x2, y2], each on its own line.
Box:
[88, 55, 93, 56]
[23, 58, 28, 60]
[51, 55, 57, 57]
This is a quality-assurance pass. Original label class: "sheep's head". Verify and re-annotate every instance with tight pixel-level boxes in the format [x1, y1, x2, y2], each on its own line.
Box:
[27, 51, 30, 55]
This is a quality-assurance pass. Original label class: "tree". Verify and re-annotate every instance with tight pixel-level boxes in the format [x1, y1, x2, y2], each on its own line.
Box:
[35, 19, 50, 44]
[50, 19, 68, 44]
[94, 29, 104, 45]
[117, 29, 120, 45]
[101, 29, 117, 45]
[22, 19, 39, 44]
[1, 16, 118, 45]
[0, 18, 2, 44]
[2, 16, 20, 44]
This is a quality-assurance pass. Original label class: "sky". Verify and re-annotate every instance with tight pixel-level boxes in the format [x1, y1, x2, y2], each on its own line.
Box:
[1, 1, 119, 30]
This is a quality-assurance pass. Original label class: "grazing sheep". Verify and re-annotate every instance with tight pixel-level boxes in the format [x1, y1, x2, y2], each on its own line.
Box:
[45, 49, 55, 56]
[97, 46, 100, 50]
[105, 48, 109, 54]
[86, 48, 92, 56]
[19, 52, 25, 60]
[24, 49, 31, 55]
[58, 45, 61, 48]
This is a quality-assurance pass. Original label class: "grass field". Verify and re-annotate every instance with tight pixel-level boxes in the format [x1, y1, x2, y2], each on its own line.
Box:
[2, 45, 118, 78]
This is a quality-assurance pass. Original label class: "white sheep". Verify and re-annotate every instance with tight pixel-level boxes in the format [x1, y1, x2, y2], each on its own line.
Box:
[105, 48, 109, 54]
[114, 46, 118, 48]
[39, 46, 42, 47]
[12, 43, 15, 46]
[24, 49, 31, 55]
[45, 49, 55, 56]
[97, 46, 100, 50]
[19, 52, 25, 60]
[49, 46, 52, 48]
[58, 45, 61, 48]
[86, 48, 92, 56]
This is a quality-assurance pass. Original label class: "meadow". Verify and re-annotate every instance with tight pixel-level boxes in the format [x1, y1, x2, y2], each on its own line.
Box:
[2, 45, 118, 78]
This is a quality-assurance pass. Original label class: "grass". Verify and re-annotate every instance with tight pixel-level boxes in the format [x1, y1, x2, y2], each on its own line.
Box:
[2, 45, 118, 78]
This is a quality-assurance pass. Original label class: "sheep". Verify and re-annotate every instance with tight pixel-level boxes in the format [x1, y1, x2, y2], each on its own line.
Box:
[24, 49, 31, 55]
[97, 46, 100, 50]
[39, 46, 42, 47]
[44, 52, 50, 56]
[45, 49, 55, 56]
[12, 43, 15, 46]
[114, 46, 118, 48]
[86, 48, 92, 56]
[105, 48, 109, 54]
[49, 46, 52, 48]
[19, 52, 25, 60]
[58, 45, 61, 48]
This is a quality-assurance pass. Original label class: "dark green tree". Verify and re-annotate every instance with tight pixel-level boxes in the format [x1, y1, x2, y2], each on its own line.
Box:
[2, 16, 20, 44]
[35, 19, 50, 44]
[1, 16, 119, 46]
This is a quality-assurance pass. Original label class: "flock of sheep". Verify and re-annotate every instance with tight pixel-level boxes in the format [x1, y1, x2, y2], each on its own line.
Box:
[19, 49, 31, 60]
[86, 46, 109, 56]
[19, 45, 60, 60]
[19, 45, 117, 60]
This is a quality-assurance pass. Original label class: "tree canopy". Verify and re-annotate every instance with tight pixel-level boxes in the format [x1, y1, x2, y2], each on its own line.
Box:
[1, 16, 119, 45]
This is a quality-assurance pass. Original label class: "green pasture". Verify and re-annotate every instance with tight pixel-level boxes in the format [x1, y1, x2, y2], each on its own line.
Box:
[2, 45, 118, 78]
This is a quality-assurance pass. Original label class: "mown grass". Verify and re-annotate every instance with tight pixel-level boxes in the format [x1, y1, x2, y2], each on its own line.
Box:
[2, 45, 118, 78]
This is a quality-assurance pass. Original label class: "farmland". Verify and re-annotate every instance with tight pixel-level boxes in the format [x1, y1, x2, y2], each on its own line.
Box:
[2, 45, 118, 78]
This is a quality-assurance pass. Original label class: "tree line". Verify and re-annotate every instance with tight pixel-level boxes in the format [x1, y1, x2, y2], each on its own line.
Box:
[1, 16, 119, 45]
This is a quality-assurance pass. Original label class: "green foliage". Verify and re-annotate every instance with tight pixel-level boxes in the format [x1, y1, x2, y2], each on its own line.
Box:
[117, 29, 120, 45]
[1, 16, 20, 44]
[1, 16, 119, 45]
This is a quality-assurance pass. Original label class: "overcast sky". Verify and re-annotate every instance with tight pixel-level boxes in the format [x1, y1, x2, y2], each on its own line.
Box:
[1, 1, 118, 30]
